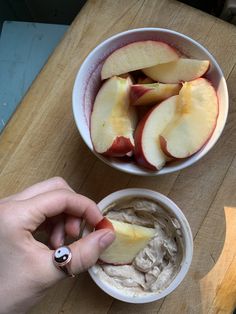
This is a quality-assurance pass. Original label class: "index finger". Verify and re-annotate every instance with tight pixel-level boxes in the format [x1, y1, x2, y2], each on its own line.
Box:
[21, 189, 103, 230]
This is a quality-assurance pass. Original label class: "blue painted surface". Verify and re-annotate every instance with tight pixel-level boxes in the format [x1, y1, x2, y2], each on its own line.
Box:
[0, 21, 68, 132]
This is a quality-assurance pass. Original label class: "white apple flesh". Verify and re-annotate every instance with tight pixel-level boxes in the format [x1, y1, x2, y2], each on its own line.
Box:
[134, 95, 179, 170]
[91, 76, 137, 157]
[101, 40, 179, 80]
[160, 78, 218, 158]
[143, 58, 210, 83]
[98, 218, 155, 265]
[130, 83, 181, 106]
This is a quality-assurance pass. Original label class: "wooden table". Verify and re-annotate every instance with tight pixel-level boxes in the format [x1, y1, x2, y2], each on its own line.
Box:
[0, 0, 236, 313]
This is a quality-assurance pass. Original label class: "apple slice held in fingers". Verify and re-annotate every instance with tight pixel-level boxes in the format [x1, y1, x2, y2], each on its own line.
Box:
[130, 83, 181, 106]
[91, 76, 137, 157]
[101, 40, 179, 80]
[143, 58, 210, 83]
[95, 217, 114, 231]
[160, 78, 218, 158]
[95, 217, 155, 265]
[134, 95, 179, 171]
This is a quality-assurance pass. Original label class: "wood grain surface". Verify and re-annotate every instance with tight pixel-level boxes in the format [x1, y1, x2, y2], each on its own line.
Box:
[0, 0, 235, 313]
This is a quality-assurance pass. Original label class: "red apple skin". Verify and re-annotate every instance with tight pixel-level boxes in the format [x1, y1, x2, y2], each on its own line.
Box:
[102, 136, 134, 157]
[95, 217, 114, 231]
[159, 136, 174, 158]
[136, 105, 152, 122]
[134, 107, 158, 171]
[130, 83, 181, 106]
[130, 85, 149, 105]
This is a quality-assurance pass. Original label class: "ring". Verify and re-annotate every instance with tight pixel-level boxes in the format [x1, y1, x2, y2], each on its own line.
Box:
[53, 246, 75, 277]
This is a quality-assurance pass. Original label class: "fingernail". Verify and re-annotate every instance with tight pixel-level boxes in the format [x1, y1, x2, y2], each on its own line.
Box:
[58, 239, 64, 247]
[59, 234, 64, 246]
[99, 231, 115, 249]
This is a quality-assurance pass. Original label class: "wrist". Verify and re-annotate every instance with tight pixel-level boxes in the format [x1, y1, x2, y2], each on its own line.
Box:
[0, 286, 44, 314]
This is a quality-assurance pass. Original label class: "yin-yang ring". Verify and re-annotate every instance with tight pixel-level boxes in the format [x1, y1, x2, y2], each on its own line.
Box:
[53, 246, 75, 277]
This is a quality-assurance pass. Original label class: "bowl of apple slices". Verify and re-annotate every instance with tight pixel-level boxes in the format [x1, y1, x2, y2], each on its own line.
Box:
[72, 28, 228, 175]
[85, 188, 193, 303]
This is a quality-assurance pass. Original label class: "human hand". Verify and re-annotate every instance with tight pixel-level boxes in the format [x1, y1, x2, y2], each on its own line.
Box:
[0, 177, 115, 314]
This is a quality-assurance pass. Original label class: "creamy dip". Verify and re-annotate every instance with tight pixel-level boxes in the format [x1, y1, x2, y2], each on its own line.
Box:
[94, 197, 183, 295]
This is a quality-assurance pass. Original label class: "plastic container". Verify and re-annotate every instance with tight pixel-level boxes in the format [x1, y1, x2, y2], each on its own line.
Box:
[86, 188, 193, 303]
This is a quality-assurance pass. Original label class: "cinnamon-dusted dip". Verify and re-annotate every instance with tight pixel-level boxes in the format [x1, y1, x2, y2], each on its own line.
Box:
[93, 197, 184, 295]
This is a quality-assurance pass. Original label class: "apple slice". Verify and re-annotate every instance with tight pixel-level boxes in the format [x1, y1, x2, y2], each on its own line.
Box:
[137, 77, 155, 84]
[101, 41, 179, 80]
[143, 58, 210, 83]
[134, 95, 179, 170]
[95, 217, 155, 265]
[130, 83, 181, 106]
[160, 78, 218, 158]
[118, 73, 135, 83]
[91, 76, 137, 157]
[95, 217, 114, 231]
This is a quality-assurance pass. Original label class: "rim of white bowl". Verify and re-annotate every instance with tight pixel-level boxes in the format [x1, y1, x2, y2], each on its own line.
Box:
[72, 27, 229, 176]
[87, 188, 193, 303]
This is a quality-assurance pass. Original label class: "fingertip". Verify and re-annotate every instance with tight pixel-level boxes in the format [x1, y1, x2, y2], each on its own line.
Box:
[49, 222, 65, 249]
[65, 216, 81, 238]
[98, 230, 116, 249]
[69, 229, 115, 274]
[49, 234, 64, 249]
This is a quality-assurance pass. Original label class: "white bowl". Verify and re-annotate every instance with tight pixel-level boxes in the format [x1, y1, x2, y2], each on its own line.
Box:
[72, 28, 228, 175]
[87, 188, 193, 304]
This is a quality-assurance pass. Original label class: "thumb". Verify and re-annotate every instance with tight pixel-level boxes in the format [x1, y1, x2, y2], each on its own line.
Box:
[45, 229, 115, 284]
[70, 229, 115, 273]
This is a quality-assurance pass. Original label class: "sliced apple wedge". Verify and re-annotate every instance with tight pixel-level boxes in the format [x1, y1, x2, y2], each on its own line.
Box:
[143, 58, 210, 83]
[91, 76, 137, 157]
[95, 218, 155, 265]
[134, 95, 179, 170]
[130, 83, 181, 106]
[118, 73, 135, 83]
[160, 78, 218, 158]
[95, 217, 114, 231]
[137, 77, 155, 84]
[101, 41, 179, 80]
